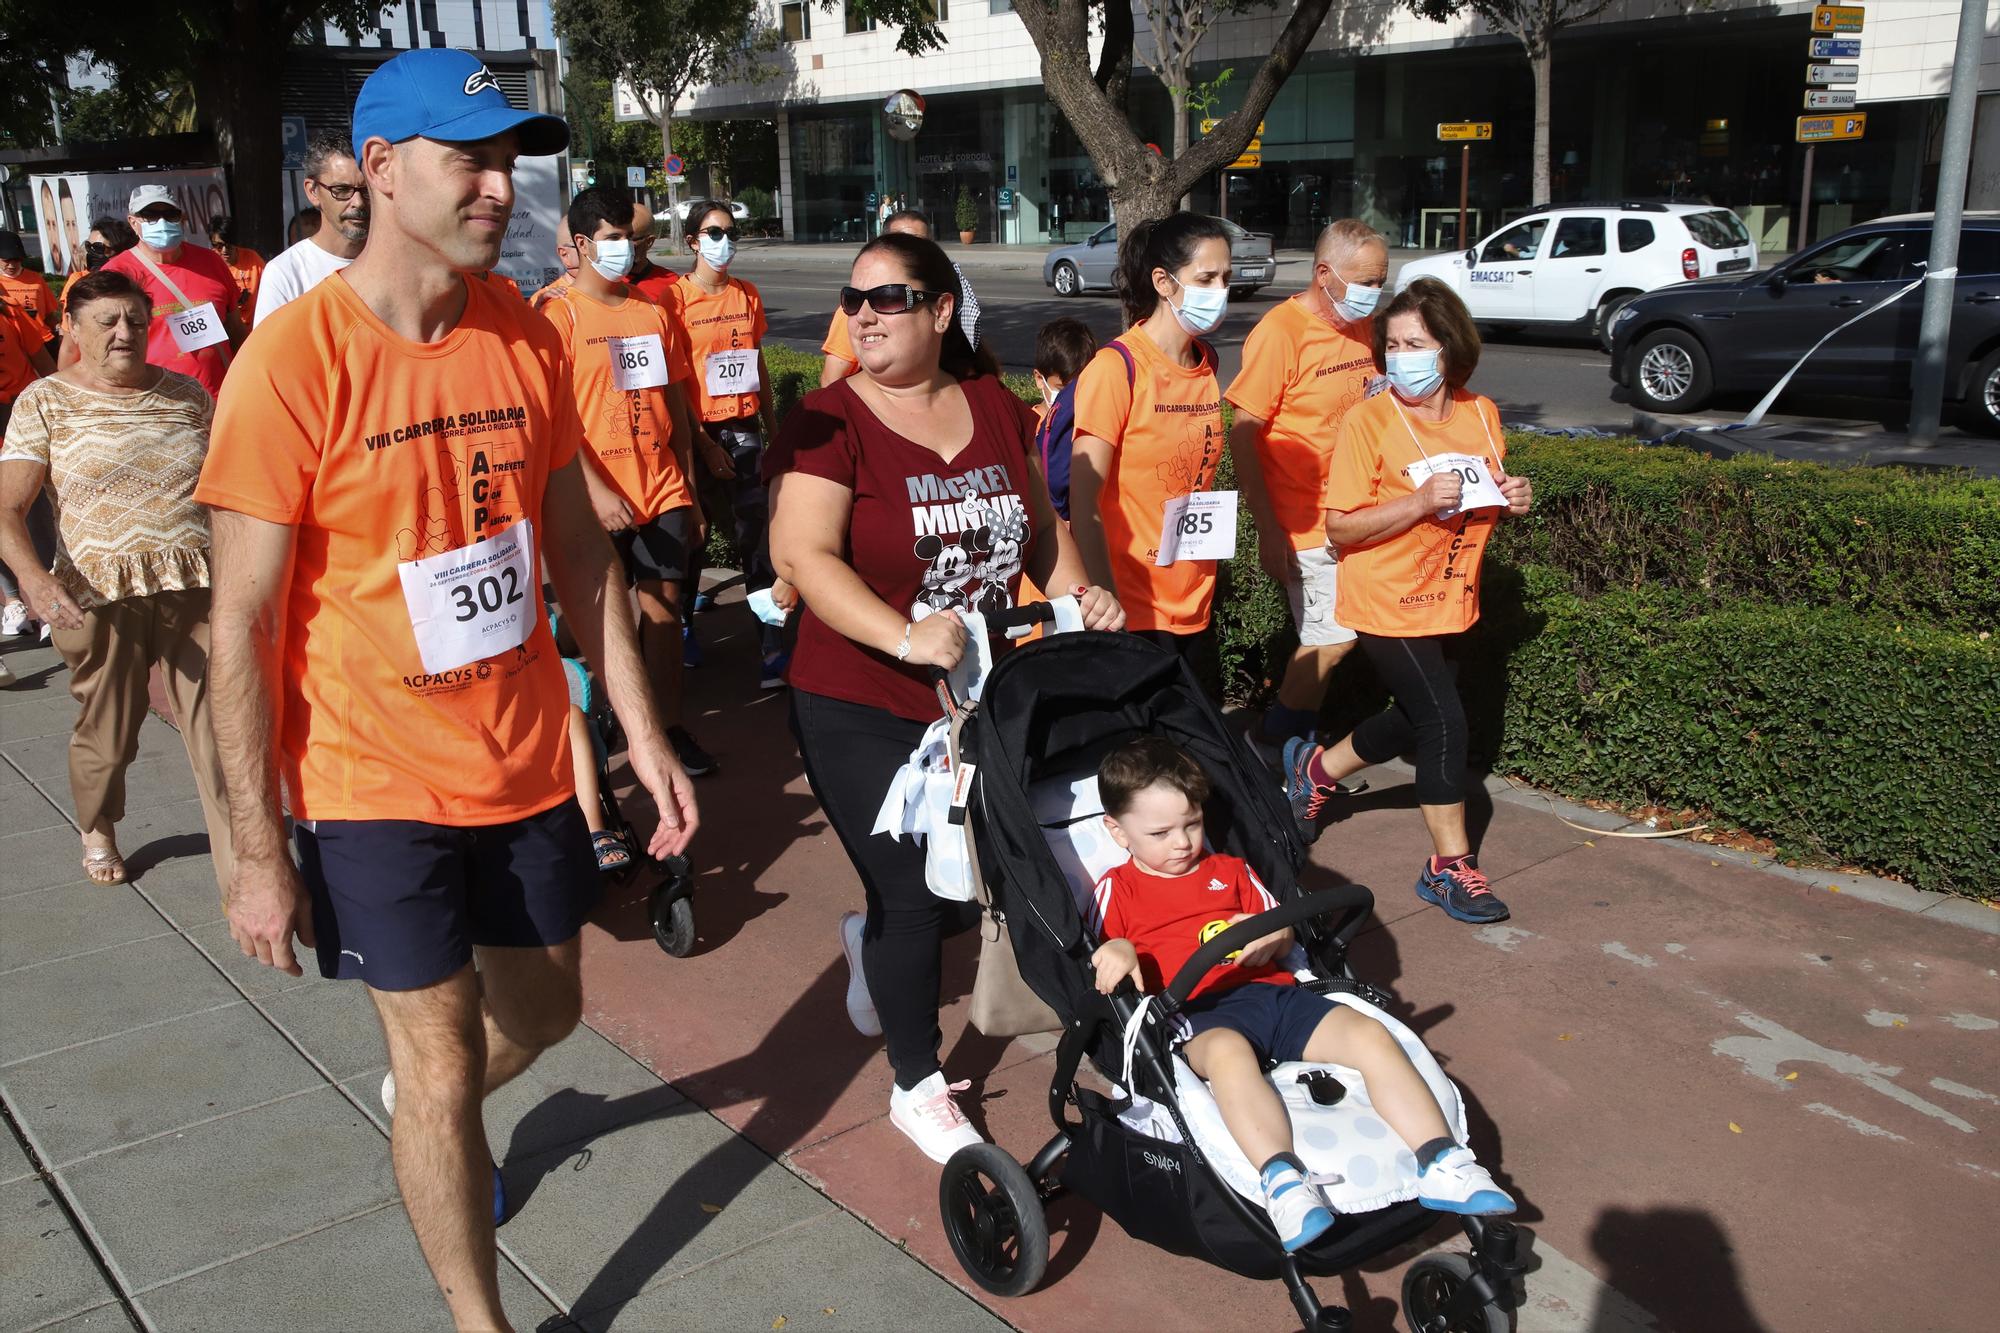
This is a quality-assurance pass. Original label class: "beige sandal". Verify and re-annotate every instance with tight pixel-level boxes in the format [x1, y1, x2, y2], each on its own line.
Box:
[82, 844, 127, 885]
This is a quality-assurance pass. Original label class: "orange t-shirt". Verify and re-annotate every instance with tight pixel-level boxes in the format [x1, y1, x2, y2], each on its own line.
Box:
[1224, 295, 1377, 551]
[541, 285, 693, 523]
[0, 270, 58, 336]
[665, 276, 767, 422]
[223, 247, 266, 327]
[1320, 388, 1508, 638]
[1071, 330, 1225, 633]
[529, 273, 572, 311]
[821, 306, 855, 366]
[194, 272, 581, 825]
[0, 300, 48, 402]
[480, 270, 524, 302]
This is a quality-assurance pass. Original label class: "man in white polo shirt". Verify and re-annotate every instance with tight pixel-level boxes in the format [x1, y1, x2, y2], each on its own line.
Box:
[253, 130, 372, 324]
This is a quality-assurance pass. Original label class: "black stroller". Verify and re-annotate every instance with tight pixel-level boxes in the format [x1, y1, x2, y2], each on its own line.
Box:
[934, 625, 1530, 1332]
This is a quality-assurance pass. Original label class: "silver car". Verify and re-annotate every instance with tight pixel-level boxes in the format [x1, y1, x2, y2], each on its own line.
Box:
[1043, 217, 1276, 299]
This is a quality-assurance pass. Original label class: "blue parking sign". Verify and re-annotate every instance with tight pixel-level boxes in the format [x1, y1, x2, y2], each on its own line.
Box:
[281, 116, 308, 170]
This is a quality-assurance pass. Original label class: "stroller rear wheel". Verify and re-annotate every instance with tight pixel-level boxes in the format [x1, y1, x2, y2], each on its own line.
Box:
[939, 1144, 1049, 1297]
[1402, 1253, 1507, 1333]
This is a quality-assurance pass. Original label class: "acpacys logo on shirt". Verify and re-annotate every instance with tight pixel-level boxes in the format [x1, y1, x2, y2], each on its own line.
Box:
[463, 66, 503, 97]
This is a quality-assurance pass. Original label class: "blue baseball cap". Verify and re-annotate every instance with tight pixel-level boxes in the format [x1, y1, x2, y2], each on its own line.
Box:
[351, 49, 569, 160]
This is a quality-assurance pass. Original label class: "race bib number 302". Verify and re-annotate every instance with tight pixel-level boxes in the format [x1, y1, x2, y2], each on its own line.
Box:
[1155, 490, 1239, 566]
[609, 334, 669, 391]
[397, 520, 536, 674]
[167, 301, 228, 354]
[704, 347, 759, 396]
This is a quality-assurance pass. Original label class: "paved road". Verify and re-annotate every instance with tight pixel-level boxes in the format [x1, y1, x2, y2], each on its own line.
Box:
[739, 245, 1995, 451]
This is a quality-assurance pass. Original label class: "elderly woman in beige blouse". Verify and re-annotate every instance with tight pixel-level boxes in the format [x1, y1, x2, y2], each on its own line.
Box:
[0, 269, 231, 886]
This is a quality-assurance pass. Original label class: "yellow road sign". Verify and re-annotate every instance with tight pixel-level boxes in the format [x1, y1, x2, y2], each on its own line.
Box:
[1200, 118, 1264, 137]
[1796, 112, 1867, 143]
[1229, 150, 1262, 170]
[1812, 5, 1864, 34]
[1437, 122, 1494, 142]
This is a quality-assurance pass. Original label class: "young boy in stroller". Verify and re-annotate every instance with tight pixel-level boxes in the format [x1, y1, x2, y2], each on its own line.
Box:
[1087, 738, 1513, 1253]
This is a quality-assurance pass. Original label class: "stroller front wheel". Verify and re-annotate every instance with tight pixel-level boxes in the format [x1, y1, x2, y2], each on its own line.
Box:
[1402, 1252, 1508, 1333]
[939, 1143, 1049, 1298]
[649, 887, 696, 957]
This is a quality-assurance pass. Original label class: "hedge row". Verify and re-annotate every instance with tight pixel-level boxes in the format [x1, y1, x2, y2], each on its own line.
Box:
[1488, 436, 2000, 632]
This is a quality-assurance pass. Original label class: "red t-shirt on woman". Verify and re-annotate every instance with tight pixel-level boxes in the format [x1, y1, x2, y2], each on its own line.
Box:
[764, 374, 1041, 722]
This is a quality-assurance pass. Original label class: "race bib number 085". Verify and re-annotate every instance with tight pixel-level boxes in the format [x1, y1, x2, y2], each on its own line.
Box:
[397, 520, 536, 674]
[1155, 490, 1238, 566]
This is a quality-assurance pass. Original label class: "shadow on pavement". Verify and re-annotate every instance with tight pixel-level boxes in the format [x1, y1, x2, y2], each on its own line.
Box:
[1590, 1206, 1766, 1333]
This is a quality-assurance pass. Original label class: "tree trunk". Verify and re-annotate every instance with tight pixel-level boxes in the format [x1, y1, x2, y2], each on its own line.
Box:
[1111, 171, 1181, 234]
[1170, 88, 1191, 212]
[193, 38, 285, 257]
[1532, 46, 1552, 206]
[658, 111, 681, 241]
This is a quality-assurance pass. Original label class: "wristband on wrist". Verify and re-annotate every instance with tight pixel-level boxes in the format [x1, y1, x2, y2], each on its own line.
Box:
[894, 621, 913, 661]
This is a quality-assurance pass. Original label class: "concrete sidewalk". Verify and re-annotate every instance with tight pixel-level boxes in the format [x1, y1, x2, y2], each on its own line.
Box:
[0, 633, 1001, 1333]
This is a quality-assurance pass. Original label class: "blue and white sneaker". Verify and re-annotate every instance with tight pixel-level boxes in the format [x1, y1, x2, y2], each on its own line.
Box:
[682, 621, 704, 669]
[1414, 858, 1510, 924]
[1415, 1146, 1515, 1216]
[1261, 1159, 1335, 1253]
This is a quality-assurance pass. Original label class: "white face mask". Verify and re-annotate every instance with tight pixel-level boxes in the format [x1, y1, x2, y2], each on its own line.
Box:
[1167, 275, 1228, 335]
[697, 234, 735, 269]
[588, 236, 633, 281]
[1324, 267, 1382, 323]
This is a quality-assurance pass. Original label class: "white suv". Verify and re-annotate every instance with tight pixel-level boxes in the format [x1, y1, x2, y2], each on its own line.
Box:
[1395, 202, 1758, 346]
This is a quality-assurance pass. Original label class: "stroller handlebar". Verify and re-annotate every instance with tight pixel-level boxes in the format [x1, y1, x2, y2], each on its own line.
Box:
[1159, 885, 1376, 1008]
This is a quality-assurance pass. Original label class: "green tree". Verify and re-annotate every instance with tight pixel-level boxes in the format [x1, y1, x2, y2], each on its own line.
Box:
[842, 1, 1342, 229]
[0, 1, 390, 254]
[551, 0, 773, 240]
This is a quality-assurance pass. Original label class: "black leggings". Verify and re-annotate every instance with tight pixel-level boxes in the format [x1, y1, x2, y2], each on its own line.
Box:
[1349, 633, 1467, 807]
[790, 689, 979, 1090]
[1131, 625, 1221, 703]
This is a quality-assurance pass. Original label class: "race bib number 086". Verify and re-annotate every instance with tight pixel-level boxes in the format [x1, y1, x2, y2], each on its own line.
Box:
[397, 520, 537, 674]
[609, 334, 669, 391]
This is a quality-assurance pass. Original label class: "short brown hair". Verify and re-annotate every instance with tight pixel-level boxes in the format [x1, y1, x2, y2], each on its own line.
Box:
[1098, 737, 1211, 817]
[1373, 276, 1481, 391]
[64, 269, 148, 318]
[1033, 317, 1096, 381]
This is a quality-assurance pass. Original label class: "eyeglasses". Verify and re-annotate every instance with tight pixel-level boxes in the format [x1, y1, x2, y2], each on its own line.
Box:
[839, 283, 941, 316]
[697, 226, 739, 242]
[309, 180, 368, 202]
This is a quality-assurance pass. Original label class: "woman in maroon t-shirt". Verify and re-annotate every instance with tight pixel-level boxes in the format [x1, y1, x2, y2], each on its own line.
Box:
[767, 233, 1122, 1165]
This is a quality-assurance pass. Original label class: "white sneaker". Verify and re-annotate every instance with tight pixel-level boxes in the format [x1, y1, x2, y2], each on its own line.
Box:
[38, 622, 49, 642]
[1, 602, 27, 637]
[380, 1071, 396, 1118]
[888, 1071, 983, 1164]
[1261, 1159, 1336, 1252]
[1415, 1145, 1516, 1216]
[839, 911, 881, 1037]
[0, 657, 15, 688]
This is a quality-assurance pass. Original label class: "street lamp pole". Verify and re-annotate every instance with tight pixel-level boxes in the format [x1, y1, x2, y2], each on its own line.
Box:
[1908, 0, 1987, 445]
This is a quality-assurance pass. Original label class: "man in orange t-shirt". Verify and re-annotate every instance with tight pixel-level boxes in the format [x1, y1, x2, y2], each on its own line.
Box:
[546, 184, 715, 776]
[195, 49, 698, 1329]
[1226, 219, 1388, 761]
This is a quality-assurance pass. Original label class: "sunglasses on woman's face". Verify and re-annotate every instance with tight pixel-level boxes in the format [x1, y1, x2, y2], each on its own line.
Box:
[839, 283, 941, 316]
[697, 225, 739, 242]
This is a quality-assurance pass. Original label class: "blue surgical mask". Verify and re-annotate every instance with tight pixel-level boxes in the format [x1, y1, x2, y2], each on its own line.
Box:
[1326, 269, 1382, 324]
[1385, 349, 1444, 401]
[140, 218, 183, 250]
[1168, 275, 1228, 335]
[697, 234, 735, 270]
[588, 237, 633, 281]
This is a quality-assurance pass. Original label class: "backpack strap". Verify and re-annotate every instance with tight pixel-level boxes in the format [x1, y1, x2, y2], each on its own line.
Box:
[1112, 338, 1137, 388]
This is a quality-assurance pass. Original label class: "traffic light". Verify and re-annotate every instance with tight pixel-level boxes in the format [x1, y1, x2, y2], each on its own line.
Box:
[584, 159, 597, 186]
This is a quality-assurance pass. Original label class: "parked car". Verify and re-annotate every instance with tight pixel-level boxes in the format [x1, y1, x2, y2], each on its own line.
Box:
[1396, 201, 1757, 346]
[1044, 216, 1277, 299]
[1609, 212, 2000, 432]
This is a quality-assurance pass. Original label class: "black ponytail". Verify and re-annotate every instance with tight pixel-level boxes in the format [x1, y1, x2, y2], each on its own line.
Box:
[853, 232, 1003, 380]
[1115, 211, 1232, 328]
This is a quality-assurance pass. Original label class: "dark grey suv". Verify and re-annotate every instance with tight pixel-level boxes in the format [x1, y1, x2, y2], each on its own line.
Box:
[1608, 213, 2000, 433]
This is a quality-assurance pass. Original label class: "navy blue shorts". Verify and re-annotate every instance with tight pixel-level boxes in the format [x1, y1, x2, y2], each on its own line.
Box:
[1182, 983, 1335, 1064]
[296, 800, 599, 992]
[613, 506, 695, 587]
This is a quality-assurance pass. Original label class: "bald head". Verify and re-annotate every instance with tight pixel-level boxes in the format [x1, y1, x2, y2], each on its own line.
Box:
[1316, 219, 1387, 273]
[885, 209, 931, 239]
[630, 199, 657, 266]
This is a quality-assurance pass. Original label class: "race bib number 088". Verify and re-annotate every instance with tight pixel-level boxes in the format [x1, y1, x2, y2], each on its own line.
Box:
[167, 301, 229, 354]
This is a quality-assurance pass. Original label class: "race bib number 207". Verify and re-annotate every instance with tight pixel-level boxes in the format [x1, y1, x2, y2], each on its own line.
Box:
[397, 520, 536, 674]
